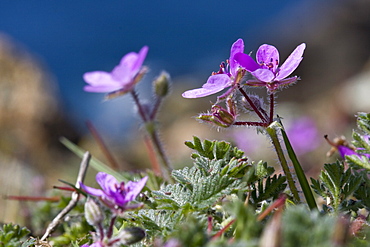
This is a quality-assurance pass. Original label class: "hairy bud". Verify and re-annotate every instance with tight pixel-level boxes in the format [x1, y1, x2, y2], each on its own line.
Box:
[153, 71, 170, 97]
[84, 197, 104, 226]
[116, 227, 146, 245]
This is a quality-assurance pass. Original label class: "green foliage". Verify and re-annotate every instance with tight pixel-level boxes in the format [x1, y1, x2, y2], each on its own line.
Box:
[310, 162, 363, 212]
[249, 173, 287, 206]
[0, 223, 31, 247]
[126, 138, 288, 246]
[185, 136, 245, 161]
[346, 112, 370, 171]
[356, 112, 370, 135]
[311, 114, 370, 214]
[282, 205, 370, 247]
[282, 205, 336, 247]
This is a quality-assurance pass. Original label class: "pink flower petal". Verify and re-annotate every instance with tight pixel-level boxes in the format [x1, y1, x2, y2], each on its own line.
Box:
[182, 74, 231, 98]
[275, 43, 305, 81]
[83, 71, 122, 92]
[229, 39, 244, 76]
[124, 176, 148, 202]
[133, 46, 149, 73]
[234, 53, 260, 72]
[80, 182, 104, 197]
[96, 172, 118, 193]
[251, 68, 275, 82]
[112, 46, 149, 81]
[256, 44, 279, 73]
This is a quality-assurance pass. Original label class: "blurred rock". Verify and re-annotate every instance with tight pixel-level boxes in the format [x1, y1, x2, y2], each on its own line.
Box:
[0, 34, 79, 223]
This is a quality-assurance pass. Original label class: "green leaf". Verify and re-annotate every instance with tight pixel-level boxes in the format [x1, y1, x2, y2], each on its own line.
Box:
[185, 136, 245, 161]
[250, 174, 287, 205]
[279, 122, 317, 210]
[356, 112, 370, 135]
[60, 137, 127, 181]
[312, 161, 366, 212]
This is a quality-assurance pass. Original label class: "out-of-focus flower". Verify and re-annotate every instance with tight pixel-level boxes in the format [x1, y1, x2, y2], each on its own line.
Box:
[234, 43, 305, 92]
[182, 38, 246, 99]
[286, 117, 320, 155]
[325, 135, 370, 159]
[80, 172, 148, 212]
[83, 46, 148, 98]
[337, 145, 370, 159]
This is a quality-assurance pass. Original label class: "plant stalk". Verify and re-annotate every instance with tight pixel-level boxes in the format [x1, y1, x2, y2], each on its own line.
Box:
[130, 90, 172, 178]
[266, 125, 300, 202]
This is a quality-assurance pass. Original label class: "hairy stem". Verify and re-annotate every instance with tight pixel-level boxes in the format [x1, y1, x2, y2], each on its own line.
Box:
[266, 126, 300, 202]
[107, 215, 117, 239]
[130, 89, 172, 178]
[149, 97, 162, 121]
[269, 93, 275, 124]
[131, 90, 149, 122]
[234, 121, 268, 127]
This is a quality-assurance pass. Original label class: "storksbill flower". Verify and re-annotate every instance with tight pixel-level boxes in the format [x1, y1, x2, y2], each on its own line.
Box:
[182, 38, 246, 99]
[234, 43, 306, 92]
[80, 172, 148, 212]
[83, 46, 148, 98]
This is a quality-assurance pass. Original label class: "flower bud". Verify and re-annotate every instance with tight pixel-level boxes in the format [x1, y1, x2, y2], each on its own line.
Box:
[116, 227, 146, 245]
[241, 94, 265, 112]
[153, 71, 170, 97]
[84, 197, 104, 226]
[197, 104, 236, 128]
[212, 105, 235, 127]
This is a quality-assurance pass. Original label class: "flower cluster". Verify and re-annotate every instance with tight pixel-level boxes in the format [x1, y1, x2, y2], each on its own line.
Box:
[182, 38, 306, 129]
[182, 38, 305, 99]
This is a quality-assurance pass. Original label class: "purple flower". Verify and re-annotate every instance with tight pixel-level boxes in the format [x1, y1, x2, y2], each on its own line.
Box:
[83, 46, 148, 97]
[286, 117, 320, 155]
[234, 43, 306, 92]
[182, 38, 246, 99]
[80, 172, 148, 211]
[337, 145, 370, 159]
[325, 135, 370, 159]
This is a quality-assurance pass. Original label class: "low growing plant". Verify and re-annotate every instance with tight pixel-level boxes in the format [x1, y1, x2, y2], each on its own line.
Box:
[2, 39, 369, 247]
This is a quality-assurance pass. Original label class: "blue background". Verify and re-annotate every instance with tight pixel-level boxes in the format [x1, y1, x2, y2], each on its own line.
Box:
[0, 0, 321, 136]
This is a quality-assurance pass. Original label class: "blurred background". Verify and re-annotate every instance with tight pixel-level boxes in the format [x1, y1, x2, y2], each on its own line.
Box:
[0, 0, 369, 225]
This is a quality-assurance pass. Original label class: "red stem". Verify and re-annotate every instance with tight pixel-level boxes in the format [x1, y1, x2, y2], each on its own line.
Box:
[269, 93, 275, 124]
[234, 121, 269, 127]
[238, 87, 267, 123]
[211, 219, 236, 240]
[4, 195, 60, 202]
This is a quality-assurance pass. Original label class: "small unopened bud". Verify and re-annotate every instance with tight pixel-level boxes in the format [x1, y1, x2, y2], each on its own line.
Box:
[241, 94, 265, 112]
[84, 197, 104, 226]
[153, 71, 170, 97]
[212, 105, 235, 126]
[197, 104, 236, 128]
[116, 227, 146, 245]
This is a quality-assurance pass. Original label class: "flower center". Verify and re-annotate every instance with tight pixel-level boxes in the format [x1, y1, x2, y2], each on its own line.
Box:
[259, 58, 278, 74]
